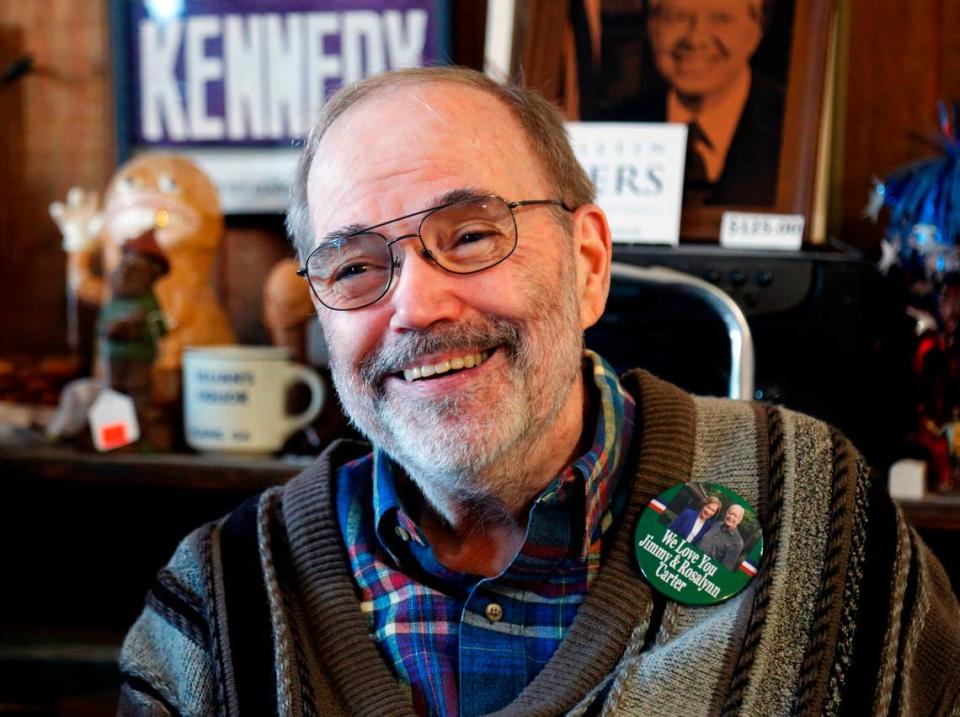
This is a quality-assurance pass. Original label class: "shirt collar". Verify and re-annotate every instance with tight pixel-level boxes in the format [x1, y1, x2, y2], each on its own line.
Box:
[667, 69, 752, 182]
[372, 450, 427, 565]
[371, 350, 635, 565]
[567, 349, 635, 558]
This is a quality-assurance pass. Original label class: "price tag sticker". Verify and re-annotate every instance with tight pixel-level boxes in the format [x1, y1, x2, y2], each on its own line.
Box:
[720, 212, 805, 250]
[88, 388, 140, 452]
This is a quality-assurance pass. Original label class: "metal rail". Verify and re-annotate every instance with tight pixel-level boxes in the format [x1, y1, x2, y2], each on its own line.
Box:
[609, 262, 756, 401]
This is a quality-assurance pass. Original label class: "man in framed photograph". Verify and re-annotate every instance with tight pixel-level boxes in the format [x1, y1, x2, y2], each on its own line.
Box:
[605, 0, 785, 206]
[651, 0, 784, 204]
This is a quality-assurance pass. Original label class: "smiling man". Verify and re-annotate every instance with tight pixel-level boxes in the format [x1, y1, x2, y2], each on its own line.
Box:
[648, 0, 763, 116]
[648, 0, 782, 203]
[602, 0, 784, 205]
[119, 67, 960, 716]
[698, 504, 745, 570]
[299, 76, 606, 572]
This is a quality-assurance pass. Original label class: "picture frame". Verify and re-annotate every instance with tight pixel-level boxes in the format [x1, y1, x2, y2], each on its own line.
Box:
[518, 0, 833, 242]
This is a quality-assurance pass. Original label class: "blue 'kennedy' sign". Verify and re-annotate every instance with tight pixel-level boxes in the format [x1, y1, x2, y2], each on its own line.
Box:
[128, 0, 446, 146]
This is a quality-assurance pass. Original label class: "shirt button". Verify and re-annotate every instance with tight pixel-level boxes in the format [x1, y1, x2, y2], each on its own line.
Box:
[395, 526, 410, 542]
[485, 602, 503, 623]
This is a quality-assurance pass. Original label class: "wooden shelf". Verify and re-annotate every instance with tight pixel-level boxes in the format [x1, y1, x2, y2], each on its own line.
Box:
[897, 493, 960, 532]
[1, 444, 321, 639]
[1, 445, 312, 492]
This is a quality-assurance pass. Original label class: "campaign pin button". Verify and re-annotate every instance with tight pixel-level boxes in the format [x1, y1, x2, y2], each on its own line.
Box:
[634, 482, 763, 605]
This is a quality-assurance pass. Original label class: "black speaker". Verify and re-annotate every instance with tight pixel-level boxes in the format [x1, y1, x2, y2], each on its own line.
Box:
[586, 245, 914, 469]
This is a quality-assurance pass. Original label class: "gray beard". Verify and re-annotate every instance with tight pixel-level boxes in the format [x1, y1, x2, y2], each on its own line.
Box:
[329, 306, 583, 519]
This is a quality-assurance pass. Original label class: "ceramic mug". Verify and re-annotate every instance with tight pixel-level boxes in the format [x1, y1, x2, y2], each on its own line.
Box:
[183, 345, 324, 453]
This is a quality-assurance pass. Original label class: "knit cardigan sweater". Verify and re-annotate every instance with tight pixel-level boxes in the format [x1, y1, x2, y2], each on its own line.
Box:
[119, 370, 960, 716]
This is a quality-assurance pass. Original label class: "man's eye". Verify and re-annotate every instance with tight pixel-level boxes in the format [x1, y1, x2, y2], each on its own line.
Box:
[708, 12, 734, 25]
[334, 262, 383, 282]
[443, 223, 503, 248]
[454, 230, 498, 245]
[659, 10, 690, 24]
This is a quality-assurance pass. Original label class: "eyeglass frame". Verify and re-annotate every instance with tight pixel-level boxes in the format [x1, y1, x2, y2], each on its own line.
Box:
[297, 195, 573, 311]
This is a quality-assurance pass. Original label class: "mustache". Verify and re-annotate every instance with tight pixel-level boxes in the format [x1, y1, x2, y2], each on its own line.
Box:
[357, 318, 523, 386]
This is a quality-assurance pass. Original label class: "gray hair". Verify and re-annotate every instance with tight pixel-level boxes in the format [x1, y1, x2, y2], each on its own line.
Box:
[285, 66, 596, 261]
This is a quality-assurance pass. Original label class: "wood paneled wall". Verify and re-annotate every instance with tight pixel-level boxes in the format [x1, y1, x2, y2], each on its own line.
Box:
[0, 2, 115, 357]
[834, 0, 960, 254]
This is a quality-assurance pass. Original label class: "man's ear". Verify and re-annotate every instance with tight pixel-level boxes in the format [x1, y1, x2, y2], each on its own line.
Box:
[571, 203, 612, 329]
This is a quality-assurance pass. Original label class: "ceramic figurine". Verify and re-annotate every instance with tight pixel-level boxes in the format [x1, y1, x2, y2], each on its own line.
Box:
[97, 229, 169, 448]
[50, 153, 236, 398]
[263, 257, 314, 364]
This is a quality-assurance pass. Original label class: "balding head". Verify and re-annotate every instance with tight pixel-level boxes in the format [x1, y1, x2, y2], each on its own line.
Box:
[287, 66, 595, 261]
[724, 504, 745, 530]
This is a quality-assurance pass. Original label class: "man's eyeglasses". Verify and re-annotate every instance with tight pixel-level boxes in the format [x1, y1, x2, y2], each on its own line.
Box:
[298, 195, 572, 311]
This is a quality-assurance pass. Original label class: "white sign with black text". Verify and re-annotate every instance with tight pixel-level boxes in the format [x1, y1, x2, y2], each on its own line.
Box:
[567, 122, 686, 246]
[720, 212, 805, 250]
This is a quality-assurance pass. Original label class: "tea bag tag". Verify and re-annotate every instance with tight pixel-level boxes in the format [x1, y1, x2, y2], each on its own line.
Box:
[633, 482, 763, 605]
[89, 388, 140, 451]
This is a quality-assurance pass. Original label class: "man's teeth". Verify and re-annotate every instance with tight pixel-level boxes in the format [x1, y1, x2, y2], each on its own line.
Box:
[403, 351, 488, 381]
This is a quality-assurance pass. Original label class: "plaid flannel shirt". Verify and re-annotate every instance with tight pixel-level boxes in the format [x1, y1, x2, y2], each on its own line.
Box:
[336, 351, 635, 716]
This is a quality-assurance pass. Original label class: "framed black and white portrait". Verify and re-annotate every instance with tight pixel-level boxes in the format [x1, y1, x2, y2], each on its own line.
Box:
[565, 0, 832, 240]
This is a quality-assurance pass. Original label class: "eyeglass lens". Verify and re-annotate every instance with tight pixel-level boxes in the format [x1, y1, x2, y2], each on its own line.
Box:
[305, 196, 517, 310]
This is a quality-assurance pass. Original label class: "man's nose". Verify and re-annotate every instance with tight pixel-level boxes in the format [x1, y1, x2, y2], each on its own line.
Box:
[680, 13, 709, 45]
[386, 242, 465, 331]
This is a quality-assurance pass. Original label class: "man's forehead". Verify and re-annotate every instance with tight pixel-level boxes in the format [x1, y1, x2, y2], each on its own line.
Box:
[653, 0, 760, 15]
[318, 81, 517, 156]
[306, 81, 546, 239]
[313, 186, 496, 244]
